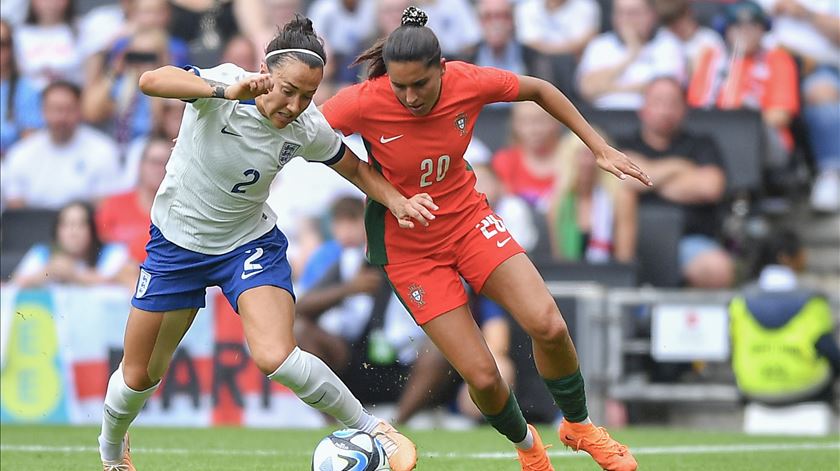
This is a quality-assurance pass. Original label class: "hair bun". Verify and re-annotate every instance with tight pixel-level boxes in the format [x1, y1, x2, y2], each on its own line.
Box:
[284, 14, 315, 35]
[401, 6, 428, 27]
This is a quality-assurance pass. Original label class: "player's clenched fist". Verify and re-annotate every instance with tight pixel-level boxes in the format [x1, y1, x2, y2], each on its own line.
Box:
[390, 193, 438, 229]
[225, 74, 275, 101]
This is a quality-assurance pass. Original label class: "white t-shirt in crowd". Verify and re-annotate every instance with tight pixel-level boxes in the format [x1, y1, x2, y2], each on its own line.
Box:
[308, 0, 376, 56]
[13, 24, 85, 89]
[577, 29, 686, 109]
[663, 26, 726, 74]
[77, 4, 127, 58]
[756, 0, 840, 66]
[151, 63, 345, 255]
[515, 0, 600, 48]
[421, 0, 482, 57]
[1, 126, 121, 209]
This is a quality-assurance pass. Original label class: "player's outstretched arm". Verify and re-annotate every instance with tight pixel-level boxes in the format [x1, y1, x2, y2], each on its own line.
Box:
[514, 75, 653, 187]
[330, 147, 438, 229]
[138, 65, 274, 101]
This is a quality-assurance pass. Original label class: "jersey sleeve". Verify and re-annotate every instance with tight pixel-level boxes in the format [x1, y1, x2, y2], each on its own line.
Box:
[185, 63, 249, 111]
[320, 84, 363, 135]
[299, 103, 346, 165]
[469, 64, 520, 104]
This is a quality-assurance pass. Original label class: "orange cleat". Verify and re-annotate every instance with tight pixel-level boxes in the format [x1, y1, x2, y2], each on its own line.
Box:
[101, 434, 136, 471]
[371, 420, 417, 471]
[516, 424, 555, 471]
[558, 420, 637, 471]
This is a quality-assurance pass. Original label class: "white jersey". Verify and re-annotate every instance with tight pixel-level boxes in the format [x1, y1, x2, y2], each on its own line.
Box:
[151, 63, 345, 255]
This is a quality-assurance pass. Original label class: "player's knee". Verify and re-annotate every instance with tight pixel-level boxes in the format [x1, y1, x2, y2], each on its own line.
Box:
[122, 363, 156, 391]
[465, 363, 503, 396]
[252, 344, 297, 376]
[526, 304, 569, 347]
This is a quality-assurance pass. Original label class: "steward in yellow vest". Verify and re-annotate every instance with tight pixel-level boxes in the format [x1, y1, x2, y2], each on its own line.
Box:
[729, 230, 839, 405]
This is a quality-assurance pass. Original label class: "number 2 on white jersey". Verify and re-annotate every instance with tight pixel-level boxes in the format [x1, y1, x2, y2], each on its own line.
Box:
[419, 155, 450, 187]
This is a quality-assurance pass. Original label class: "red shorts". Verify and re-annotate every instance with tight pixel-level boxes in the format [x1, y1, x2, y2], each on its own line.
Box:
[383, 209, 524, 325]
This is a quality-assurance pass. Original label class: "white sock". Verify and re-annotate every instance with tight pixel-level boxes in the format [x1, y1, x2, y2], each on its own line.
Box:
[514, 427, 535, 450]
[98, 365, 159, 462]
[268, 347, 374, 429]
[579, 416, 592, 425]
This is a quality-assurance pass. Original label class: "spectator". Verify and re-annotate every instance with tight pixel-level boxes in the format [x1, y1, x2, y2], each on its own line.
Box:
[96, 136, 171, 264]
[577, 0, 685, 109]
[0, 19, 43, 159]
[1, 81, 120, 210]
[547, 130, 637, 263]
[653, 0, 725, 75]
[756, 0, 840, 212]
[491, 101, 563, 210]
[416, 0, 482, 60]
[264, 0, 303, 31]
[83, 29, 172, 148]
[221, 34, 259, 71]
[373, 0, 408, 37]
[120, 98, 184, 192]
[619, 77, 734, 289]
[13, 0, 84, 88]
[514, 0, 600, 57]
[688, 1, 799, 169]
[11, 201, 132, 288]
[729, 229, 839, 406]
[308, 0, 376, 83]
[168, 0, 270, 57]
[470, 0, 529, 74]
[106, 0, 190, 68]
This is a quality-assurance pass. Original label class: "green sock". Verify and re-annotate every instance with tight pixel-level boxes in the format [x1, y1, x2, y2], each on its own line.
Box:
[543, 368, 589, 423]
[481, 390, 528, 443]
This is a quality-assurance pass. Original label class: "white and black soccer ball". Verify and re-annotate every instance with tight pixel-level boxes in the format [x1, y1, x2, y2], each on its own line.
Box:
[312, 429, 390, 471]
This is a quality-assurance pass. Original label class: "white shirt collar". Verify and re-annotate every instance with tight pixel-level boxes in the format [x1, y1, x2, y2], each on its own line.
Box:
[758, 265, 798, 291]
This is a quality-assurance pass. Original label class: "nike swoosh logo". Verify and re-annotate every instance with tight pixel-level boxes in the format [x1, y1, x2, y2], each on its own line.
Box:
[497, 237, 512, 248]
[379, 134, 404, 144]
[305, 391, 328, 405]
[221, 125, 243, 137]
[241, 269, 264, 280]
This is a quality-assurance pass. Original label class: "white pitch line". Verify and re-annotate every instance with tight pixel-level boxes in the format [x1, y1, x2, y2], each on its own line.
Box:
[1, 442, 837, 459]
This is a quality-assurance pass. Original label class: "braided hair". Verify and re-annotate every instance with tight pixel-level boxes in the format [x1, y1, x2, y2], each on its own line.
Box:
[353, 6, 441, 79]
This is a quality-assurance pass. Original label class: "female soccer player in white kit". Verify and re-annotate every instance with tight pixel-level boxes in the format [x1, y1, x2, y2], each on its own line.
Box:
[98, 16, 428, 471]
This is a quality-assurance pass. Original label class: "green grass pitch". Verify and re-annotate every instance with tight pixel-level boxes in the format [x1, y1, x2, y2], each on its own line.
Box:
[1, 424, 838, 470]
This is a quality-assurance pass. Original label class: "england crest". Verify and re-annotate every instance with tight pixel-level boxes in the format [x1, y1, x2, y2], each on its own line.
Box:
[454, 112, 467, 136]
[407, 283, 426, 308]
[279, 142, 301, 166]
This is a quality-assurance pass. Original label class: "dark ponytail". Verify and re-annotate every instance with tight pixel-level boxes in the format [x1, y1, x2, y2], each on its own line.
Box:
[265, 14, 327, 69]
[353, 6, 441, 79]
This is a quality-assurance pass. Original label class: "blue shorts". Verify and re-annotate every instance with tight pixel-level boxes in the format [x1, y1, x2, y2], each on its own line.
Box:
[131, 225, 294, 313]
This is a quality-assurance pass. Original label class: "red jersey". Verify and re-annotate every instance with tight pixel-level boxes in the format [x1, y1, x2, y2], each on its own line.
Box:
[322, 62, 519, 264]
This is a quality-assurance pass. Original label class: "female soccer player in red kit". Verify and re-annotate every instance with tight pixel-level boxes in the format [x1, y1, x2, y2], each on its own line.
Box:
[322, 7, 650, 471]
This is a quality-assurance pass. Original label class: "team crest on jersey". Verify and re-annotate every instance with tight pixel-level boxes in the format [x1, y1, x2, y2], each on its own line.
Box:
[454, 113, 467, 136]
[279, 142, 301, 165]
[407, 283, 426, 307]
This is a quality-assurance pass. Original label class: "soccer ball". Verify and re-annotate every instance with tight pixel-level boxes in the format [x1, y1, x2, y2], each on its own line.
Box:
[312, 429, 391, 471]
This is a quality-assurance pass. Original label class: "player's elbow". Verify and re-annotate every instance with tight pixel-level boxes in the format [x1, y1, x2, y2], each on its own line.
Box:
[138, 70, 158, 95]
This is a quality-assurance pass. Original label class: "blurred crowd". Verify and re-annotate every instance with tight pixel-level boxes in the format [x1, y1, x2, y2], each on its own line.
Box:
[0, 0, 838, 424]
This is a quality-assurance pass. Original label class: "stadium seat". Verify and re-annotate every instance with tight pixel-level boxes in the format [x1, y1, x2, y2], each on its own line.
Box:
[685, 108, 765, 195]
[474, 106, 512, 153]
[635, 204, 685, 287]
[582, 108, 766, 196]
[0, 208, 58, 280]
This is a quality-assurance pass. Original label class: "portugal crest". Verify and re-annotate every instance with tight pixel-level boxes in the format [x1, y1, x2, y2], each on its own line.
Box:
[407, 283, 426, 308]
[454, 112, 467, 136]
[279, 142, 301, 166]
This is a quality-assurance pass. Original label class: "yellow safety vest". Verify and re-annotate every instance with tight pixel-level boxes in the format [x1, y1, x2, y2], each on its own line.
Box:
[729, 296, 832, 399]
